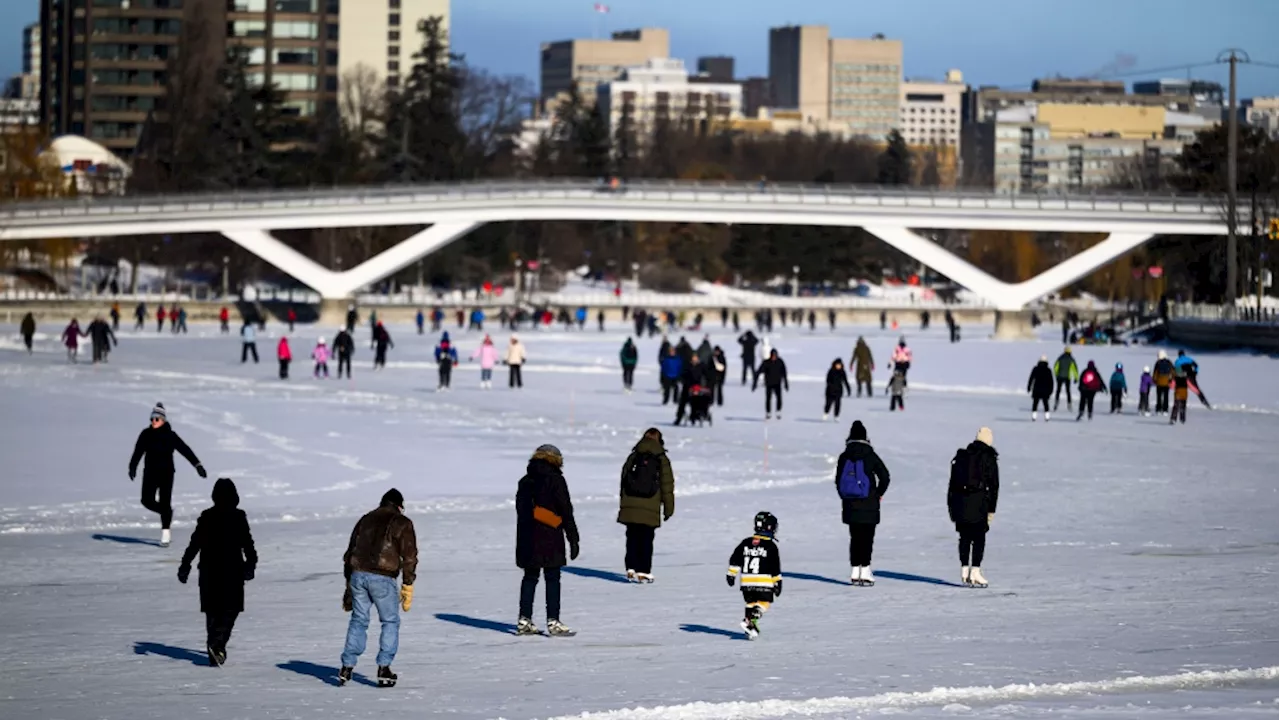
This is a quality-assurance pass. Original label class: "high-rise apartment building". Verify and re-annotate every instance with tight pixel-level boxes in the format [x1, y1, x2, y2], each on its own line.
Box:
[539, 28, 669, 107]
[597, 58, 741, 138]
[694, 56, 734, 83]
[900, 70, 964, 147]
[768, 25, 901, 138]
[40, 0, 449, 156]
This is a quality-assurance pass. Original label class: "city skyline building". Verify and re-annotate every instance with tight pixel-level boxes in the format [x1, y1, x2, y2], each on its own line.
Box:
[597, 57, 742, 139]
[539, 27, 669, 108]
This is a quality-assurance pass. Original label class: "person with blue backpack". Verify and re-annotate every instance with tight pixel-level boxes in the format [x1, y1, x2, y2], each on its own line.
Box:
[1108, 363, 1128, 414]
[834, 420, 892, 586]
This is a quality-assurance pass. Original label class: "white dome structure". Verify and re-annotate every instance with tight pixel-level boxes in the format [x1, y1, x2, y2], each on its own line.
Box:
[41, 135, 131, 195]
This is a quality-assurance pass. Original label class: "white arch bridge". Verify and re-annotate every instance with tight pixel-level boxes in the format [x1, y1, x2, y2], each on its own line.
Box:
[0, 180, 1240, 310]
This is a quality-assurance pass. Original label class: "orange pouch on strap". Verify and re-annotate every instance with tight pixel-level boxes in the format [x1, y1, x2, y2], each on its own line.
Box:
[533, 505, 562, 528]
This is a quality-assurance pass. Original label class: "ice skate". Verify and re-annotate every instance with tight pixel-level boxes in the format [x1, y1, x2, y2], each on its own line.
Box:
[1045, 412, 1050, 421]
[850, 566, 863, 586]
[635, 572, 654, 584]
[861, 567, 875, 586]
[626, 569, 637, 582]
[740, 617, 760, 640]
[765, 412, 771, 420]
[208, 645, 226, 667]
[160, 529, 171, 548]
[546, 619, 576, 637]
[516, 617, 542, 636]
[968, 567, 988, 588]
[961, 565, 971, 586]
[376, 666, 397, 687]
[337, 666, 353, 685]
[1031, 412, 1037, 421]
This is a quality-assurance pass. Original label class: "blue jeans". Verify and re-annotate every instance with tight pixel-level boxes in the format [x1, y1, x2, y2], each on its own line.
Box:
[481, 368, 492, 381]
[342, 572, 400, 668]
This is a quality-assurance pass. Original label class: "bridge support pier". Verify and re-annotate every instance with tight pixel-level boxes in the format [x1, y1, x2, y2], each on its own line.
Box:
[319, 298, 353, 327]
[993, 310, 1036, 340]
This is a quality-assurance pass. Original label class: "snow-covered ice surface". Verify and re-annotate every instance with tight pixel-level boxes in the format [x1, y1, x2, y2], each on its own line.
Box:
[0, 320, 1275, 719]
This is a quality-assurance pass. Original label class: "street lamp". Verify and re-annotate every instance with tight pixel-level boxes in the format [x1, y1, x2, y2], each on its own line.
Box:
[631, 262, 640, 286]
[222, 256, 229, 298]
[792, 265, 800, 298]
[514, 258, 523, 295]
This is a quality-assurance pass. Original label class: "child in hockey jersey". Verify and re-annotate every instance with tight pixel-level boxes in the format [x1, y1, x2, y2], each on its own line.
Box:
[886, 370, 906, 411]
[1138, 366, 1153, 416]
[726, 511, 782, 640]
[312, 338, 330, 378]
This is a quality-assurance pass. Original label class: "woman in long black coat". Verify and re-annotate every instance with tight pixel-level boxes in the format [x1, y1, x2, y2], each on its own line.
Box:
[178, 478, 257, 666]
[515, 444, 580, 636]
[948, 427, 999, 588]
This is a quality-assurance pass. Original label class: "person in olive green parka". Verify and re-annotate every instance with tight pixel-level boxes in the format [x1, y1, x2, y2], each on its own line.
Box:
[617, 428, 676, 583]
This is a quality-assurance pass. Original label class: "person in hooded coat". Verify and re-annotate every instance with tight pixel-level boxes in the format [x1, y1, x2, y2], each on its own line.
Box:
[1152, 350, 1174, 413]
[851, 337, 874, 398]
[372, 323, 393, 369]
[823, 358, 852, 420]
[277, 336, 292, 379]
[62, 318, 83, 362]
[1026, 355, 1055, 421]
[20, 312, 36, 353]
[619, 338, 639, 392]
[834, 421, 891, 586]
[675, 336, 694, 366]
[434, 332, 458, 389]
[737, 330, 759, 385]
[332, 328, 355, 379]
[515, 444, 579, 636]
[129, 402, 207, 546]
[947, 428, 999, 588]
[87, 316, 116, 363]
[616, 428, 675, 582]
[709, 346, 728, 406]
[178, 478, 257, 666]
[1076, 360, 1106, 421]
[695, 336, 713, 366]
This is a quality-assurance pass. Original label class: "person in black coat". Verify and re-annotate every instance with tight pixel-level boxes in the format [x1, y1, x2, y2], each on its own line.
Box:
[178, 478, 257, 666]
[514, 445, 580, 636]
[674, 354, 707, 426]
[372, 323, 393, 369]
[947, 427, 999, 588]
[737, 330, 759, 385]
[332, 329, 355, 379]
[823, 358, 852, 420]
[129, 403, 206, 546]
[87, 316, 117, 364]
[752, 349, 789, 419]
[834, 420, 891, 586]
[709, 346, 728, 406]
[1026, 355, 1055, 421]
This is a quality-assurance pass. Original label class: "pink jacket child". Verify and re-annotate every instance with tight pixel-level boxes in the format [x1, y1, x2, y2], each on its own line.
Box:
[470, 335, 500, 387]
[312, 339, 330, 377]
[62, 320, 82, 349]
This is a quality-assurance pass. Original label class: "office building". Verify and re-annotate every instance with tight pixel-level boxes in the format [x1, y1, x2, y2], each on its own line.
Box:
[1242, 97, 1279, 138]
[336, 0, 449, 92]
[900, 70, 964, 147]
[962, 103, 1204, 194]
[741, 76, 770, 118]
[5, 23, 42, 99]
[0, 98, 40, 127]
[1133, 78, 1224, 122]
[965, 78, 1194, 124]
[768, 25, 902, 138]
[694, 56, 734, 83]
[597, 58, 741, 139]
[540, 28, 669, 106]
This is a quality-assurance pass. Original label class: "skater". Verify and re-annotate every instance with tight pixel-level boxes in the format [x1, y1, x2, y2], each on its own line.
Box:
[720, 308, 729, 328]
[890, 337, 912, 385]
[807, 310, 816, 332]
[345, 305, 358, 334]
[886, 369, 906, 411]
[312, 338, 330, 378]
[87, 315, 117, 364]
[879, 310, 886, 330]
[156, 305, 166, 333]
[19, 312, 35, 353]
[660, 346, 682, 405]
[333, 328, 355, 379]
[1170, 365, 1190, 424]
[1052, 347, 1077, 411]
[470, 334, 499, 389]
[456, 308, 466, 330]
[219, 306, 230, 334]
[110, 302, 120, 330]
[675, 336, 694, 366]
[1027, 355, 1054, 420]
[674, 354, 706, 426]
[619, 338, 639, 393]
[946, 310, 958, 343]
[1138, 366, 1153, 416]
[177, 306, 188, 334]
[732, 310, 740, 332]
[852, 337, 874, 398]
[737, 329, 759, 385]
[61, 318, 83, 362]
[709, 346, 728, 406]
[835, 420, 890, 586]
[415, 309, 425, 335]
[515, 445, 579, 637]
[1061, 316, 1070, 345]
[752, 349, 789, 419]
[947, 427, 999, 588]
[277, 336, 292, 379]
[287, 307, 297, 333]
[177, 478, 257, 667]
[828, 308, 837, 331]
[434, 332, 458, 390]
[240, 322, 259, 363]
[725, 511, 782, 640]
[695, 335, 713, 366]
[597, 309, 605, 332]
[170, 305, 180, 333]
[574, 306, 587, 331]
[1075, 360, 1106, 421]
[134, 302, 147, 331]
[505, 335, 527, 388]
[129, 403, 207, 547]
[823, 359, 852, 420]
[371, 322, 393, 369]
[1152, 350, 1174, 413]
[1108, 363, 1127, 414]
[430, 307, 443, 332]
[1173, 350, 1210, 408]
[617, 428, 675, 583]
[340, 489, 417, 688]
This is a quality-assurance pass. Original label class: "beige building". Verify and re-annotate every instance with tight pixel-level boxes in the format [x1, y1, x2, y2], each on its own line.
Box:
[540, 28, 670, 106]
[900, 70, 964, 147]
[337, 0, 449, 93]
[1243, 97, 1279, 138]
[597, 58, 742, 138]
[768, 26, 901, 138]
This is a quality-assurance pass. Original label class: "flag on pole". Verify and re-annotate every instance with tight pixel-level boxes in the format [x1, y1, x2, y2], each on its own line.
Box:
[594, 3, 610, 12]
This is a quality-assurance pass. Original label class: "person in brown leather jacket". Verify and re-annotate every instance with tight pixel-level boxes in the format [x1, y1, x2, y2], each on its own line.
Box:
[339, 489, 417, 687]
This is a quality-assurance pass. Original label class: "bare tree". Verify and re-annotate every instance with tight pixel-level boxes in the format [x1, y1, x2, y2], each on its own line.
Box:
[455, 67, 535, 161]
[340, 63, 386, 144]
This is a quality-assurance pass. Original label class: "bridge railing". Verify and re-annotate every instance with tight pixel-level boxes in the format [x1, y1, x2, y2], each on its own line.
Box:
[0, 178, 1246, 221]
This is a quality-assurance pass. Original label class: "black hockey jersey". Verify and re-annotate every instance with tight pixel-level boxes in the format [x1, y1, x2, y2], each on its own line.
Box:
[727, 535, 781, 589]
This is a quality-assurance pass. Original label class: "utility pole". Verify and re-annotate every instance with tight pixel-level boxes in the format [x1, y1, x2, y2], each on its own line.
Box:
[1218, 49, 1250, 313]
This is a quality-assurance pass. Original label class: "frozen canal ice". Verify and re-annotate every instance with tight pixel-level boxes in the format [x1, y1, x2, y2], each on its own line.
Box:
[0, 320, 1275, 719]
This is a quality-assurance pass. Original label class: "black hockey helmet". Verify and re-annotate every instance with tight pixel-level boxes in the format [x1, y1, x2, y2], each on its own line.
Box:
[754, 511, 778, 536]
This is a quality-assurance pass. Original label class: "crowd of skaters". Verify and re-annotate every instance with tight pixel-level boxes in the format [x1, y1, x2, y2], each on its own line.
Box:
[1028, 347, 1207, 424]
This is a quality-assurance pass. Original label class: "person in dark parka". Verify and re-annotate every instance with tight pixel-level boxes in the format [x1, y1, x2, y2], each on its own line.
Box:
[823, 358, 852, 420]
[948, 427, 999, 588]
[616, 428, 675, 582]
[177, 477, 257, 666]
[851, 337, 874, 398]
[515, 445, 580, 636]
[129, 402, 206, 547]
[752, 349, 789, 419]
[834, 420, 891, 586]
[1026, 355, 1055, 421]
[737, 330, 759, 385]
[20, 312, 36, 353]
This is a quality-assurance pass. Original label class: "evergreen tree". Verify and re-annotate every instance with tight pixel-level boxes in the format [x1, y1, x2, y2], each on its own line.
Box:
[876, 130, 913, 185]
[381, 16, 465, 182]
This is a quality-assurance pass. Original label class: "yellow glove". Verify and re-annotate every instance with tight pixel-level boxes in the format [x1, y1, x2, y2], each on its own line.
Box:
[400, 584, 413, 612]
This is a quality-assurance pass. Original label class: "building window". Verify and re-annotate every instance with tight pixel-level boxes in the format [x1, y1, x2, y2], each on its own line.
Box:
[387, 75, 400, 88]
[326, 24, 338, 40]
[229, 20, 267, 38]
[273, 21, 318, 39]
[229, 0, 267, 11]
[389, 0, 400, 6]
[387, 60, 399, 72]
[388, 13, 400, 26]
[388, 30, 399, 42]
[388, 45, 399, 57]
[275, 0, 317, 12]
[275, 47, 318, 65]
[275, 72, 317, 91]
[324, 74, 338, 92]
[325, 49, 339, 66]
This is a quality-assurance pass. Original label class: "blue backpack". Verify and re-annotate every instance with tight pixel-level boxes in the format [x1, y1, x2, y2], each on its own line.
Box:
[838, 458, 873, 499]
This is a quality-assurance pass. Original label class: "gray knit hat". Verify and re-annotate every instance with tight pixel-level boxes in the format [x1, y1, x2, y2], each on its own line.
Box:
[532, 444, 563, 466]
[150, 403, 167, 421]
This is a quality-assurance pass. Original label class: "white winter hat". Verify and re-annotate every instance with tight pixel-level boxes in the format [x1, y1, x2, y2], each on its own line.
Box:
[976, 427, 994, 446]
[1158, 350, 1167, 359]
[1040, 354, 1048, 362]
[318, 337, 326, 344]
[1143, 366, 1150, 373]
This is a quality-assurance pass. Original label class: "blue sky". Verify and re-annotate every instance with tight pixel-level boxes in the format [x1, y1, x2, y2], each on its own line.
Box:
[3, 0, 1277, 97]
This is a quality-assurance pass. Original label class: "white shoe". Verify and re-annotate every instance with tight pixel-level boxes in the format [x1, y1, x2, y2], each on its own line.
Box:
[850, 566, 861, 585]
[1045, 413, 1051, 421]
[636, 572, 654, 584]
[962, 565, 971, 586]
[822, 413, 829, 421]
[626, 569, 637, 582]
[160, 529, 171, 547]
[862, 567, 875, 586]
[1031, 412, 1037, 421]
[969, 567, 988, 588]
